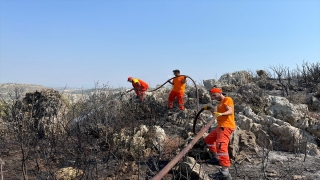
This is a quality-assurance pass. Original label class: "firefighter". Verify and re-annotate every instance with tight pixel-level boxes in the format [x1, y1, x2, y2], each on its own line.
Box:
[167, 69, 187, 110]
[204, 87, 235, 180]
[127, 77, 149, 102]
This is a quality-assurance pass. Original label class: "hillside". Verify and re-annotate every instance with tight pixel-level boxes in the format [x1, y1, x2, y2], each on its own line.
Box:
[0, 63, 319, 179]
[0, 83, 93, 102]
[0, 83, 47, 98]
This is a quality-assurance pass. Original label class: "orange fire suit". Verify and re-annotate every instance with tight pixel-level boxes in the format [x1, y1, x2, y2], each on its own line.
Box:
[132, 78, 149, 101]
[204, 97, 235, 167]
[168, 76, 186, 110]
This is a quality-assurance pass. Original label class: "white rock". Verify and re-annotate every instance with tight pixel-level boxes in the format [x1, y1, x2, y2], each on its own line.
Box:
[55, 167, 83, 180]
[178, 156, 210, 180]
[269, 123, 319, 155]
[265, 95, 303, 125]
[218, 71, 251, 86]
[238, 106, 320, 155]
[133, 125, 149, 138]
[150, 126, 166, 151]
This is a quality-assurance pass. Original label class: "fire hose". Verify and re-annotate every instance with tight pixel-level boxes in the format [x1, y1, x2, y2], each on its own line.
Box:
[193, 108, 205, 135]
[126, 75, 200, 111]
[152, 107, 216, 180]
[123, 77, 211, 179]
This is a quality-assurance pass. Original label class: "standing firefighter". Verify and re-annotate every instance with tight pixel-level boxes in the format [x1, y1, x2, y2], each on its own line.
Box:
[167, 69, 187, 111]
[204, 87, 235, 180]
[127, 77, 149, 102]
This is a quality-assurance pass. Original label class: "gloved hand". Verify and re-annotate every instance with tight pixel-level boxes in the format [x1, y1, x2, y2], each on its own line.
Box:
[214, 112, 222, 117]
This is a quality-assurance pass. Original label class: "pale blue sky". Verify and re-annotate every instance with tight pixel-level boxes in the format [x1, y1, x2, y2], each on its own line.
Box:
[1, 0, 319, 88]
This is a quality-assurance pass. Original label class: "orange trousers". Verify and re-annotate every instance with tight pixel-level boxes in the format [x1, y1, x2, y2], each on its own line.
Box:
[168, 91, 184, 110]
[134, 90, 147, 102]
[205, 127, 234, 167]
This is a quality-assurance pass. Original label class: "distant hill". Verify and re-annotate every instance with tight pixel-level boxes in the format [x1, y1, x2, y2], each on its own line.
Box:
[0, 83, 48, 93]
[0, 83, 49, 100]
[0, 83, 124, 101]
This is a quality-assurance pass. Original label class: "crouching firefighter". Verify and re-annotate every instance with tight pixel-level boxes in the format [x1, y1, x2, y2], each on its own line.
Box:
[204, 87, 236, 180]
[127, 77, 149, 102]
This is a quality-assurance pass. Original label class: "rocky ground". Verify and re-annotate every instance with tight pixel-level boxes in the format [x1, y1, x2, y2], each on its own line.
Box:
[0, 69, 319, 179]
[201, 150, 320, 180]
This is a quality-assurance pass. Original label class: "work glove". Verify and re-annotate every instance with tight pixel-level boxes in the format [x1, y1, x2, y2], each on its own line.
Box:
[214, 112, 222, 117]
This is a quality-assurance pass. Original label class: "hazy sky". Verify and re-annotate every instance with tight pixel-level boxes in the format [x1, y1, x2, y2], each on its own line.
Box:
[1, 0, 319, 88]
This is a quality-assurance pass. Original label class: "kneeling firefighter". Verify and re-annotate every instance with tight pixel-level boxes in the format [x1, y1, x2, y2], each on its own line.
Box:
[127, 77, 149, 102]
[204, 87, 236, 180]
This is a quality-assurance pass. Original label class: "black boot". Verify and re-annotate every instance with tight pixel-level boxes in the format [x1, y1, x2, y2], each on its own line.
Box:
[208, 168, 232, 180]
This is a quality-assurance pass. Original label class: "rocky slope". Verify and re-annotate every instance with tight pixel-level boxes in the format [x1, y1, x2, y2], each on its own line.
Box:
[113, 70, 320, 179]
[0, 70, 319, 179]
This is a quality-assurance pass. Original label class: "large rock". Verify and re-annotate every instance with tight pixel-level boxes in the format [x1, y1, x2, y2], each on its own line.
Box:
[241, 106, 291, 128]
[242, 107, 320, 139]
[304, 117, 320, 138]
[235, 84, 267, 114]
[113, 125, 167, 159]
[229, 127, 240, 158]
[307, 96, 320, 111]
[256, 79, 277, 90]
[265, 95, 304, 125]
[253, 129, 272, 149]
[203, 71, 252, 89]
[270, 123, 320, 155]
[176, 156, 210, 180]
[236, 114, 262, 132]
[147, 126, 166, 151]
[218, 71, 252, 86]
[112, 126, 143, 159]
[131, 125, 148, 155]
[21, 89, 68, 138]
[130, 125, 151, 158]
[187, 86, 211, 104]
[229, 127, 259, 163]
[236, 115, 272, 149]
[237, 106, 320, 155]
